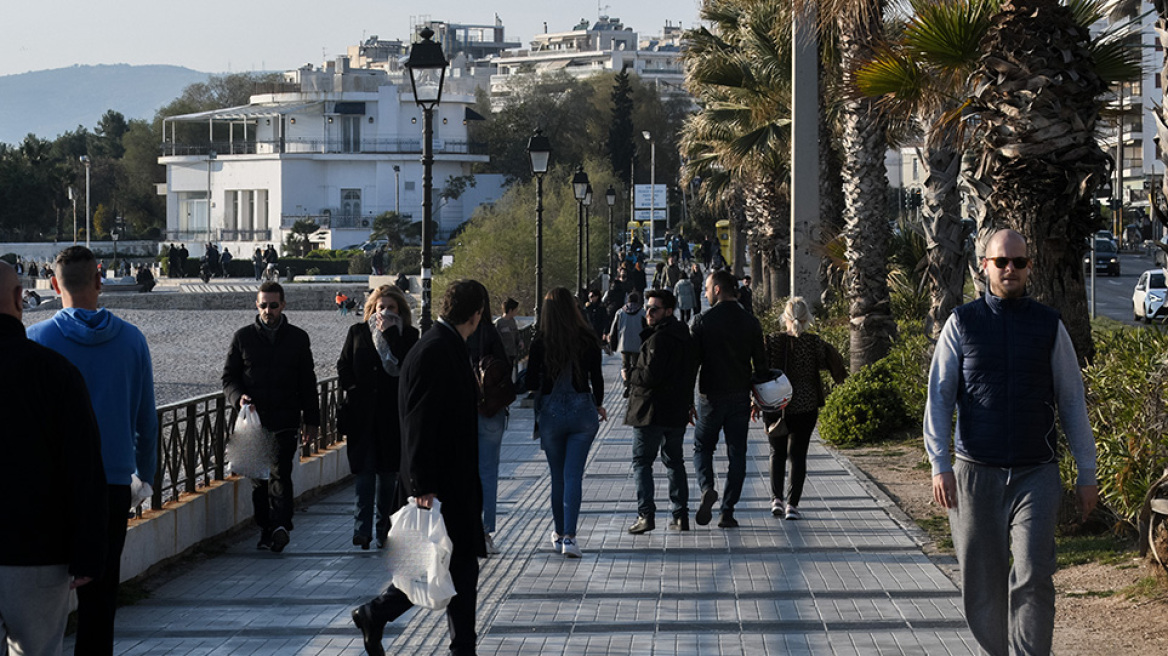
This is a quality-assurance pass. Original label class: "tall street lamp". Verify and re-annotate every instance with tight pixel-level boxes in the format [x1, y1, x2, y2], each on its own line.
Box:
[572, 167, 590, 300]
[606, 185, 616, 275]
[207, 150, 217, 247]
[583, 183, 593, 291]
[642, 130, 656, 257]
[80, 155, 91, 249]
[526, 129, 551, 322]
[405, 26, 448, 333]
[392, 164, 401, 216]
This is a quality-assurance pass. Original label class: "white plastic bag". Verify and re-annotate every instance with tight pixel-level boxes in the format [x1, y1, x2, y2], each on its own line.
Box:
[385, 498, 457, 610]
[226, 403, 276, 479]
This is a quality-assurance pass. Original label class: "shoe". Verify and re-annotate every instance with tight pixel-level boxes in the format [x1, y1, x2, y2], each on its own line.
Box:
[485, 532, 500, 555]
[351, 605, 386, 656]
[785, 505, 801, 521]
[353, 535, 371, 550]
[561, 536, 583, 558]
[717, 510, 739, 528]
[628, 515, 655, 534]
[695, 488, 718, 526]
[270, 526, 290, 553]
[771, 498, 784, 517]
[550, 531, 564, 553]
[668, 515, 690, 531]
[256, 535, 273, 550]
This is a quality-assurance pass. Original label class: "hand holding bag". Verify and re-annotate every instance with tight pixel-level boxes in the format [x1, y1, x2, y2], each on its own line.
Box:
[226, 403, 276, 479]
[385, 497, 458, 610]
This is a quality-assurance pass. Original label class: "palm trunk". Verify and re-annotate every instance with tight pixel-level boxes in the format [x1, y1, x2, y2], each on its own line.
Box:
[920, 140, 967, 336]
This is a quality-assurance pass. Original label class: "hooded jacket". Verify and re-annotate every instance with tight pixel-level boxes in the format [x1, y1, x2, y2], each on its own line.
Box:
[625, 315, 699, 427]
[609, 302, 646, 354]
[27, 307, 158, 486]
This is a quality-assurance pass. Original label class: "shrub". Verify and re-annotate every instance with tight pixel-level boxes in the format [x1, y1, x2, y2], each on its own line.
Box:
[882, 322, 930, 422]
[819, 358, 910, 447]
[392, 246, 422, 275]
[348, 252, 372, 275]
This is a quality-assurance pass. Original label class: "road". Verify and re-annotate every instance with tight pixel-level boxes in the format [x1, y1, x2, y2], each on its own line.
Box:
[1084, 250, 1163, 326]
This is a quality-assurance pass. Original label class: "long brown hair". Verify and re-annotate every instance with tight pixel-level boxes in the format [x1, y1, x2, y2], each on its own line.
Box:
[539, 287, 599, 386]
[363, 285, 412, 327]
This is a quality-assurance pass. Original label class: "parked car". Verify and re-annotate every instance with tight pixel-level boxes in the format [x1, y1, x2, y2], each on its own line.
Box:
[1084, 238, 1121, 276]
[1133, 268, 1167, 323]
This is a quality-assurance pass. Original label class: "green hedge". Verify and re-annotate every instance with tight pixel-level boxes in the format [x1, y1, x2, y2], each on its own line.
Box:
[819, 358, 910, 447]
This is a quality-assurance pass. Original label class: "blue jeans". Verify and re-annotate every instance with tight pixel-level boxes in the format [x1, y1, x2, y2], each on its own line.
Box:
[539, 391, 599, 536]
[353, 469, 397, 541]
[632, 425, 689, 518]
[692, 393, 751, 512]
[478, 410, 506, 533]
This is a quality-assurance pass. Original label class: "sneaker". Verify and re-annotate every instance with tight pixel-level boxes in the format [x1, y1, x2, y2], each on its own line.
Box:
[485, 532, 500, 555]
[628, 515, 655, 534]
[668, 515, 690, 531]
[561, 536, 583, 558]
[256, 535, 273, 550]
[695, 488, 719, 526]
[785, 505, 801, 521]
[270, 526, 290, 553]
[717, 510, 739, 528]
[550, 531, 564, 553]
[353, 534, 371, 550]
[771, 498, 784, 517]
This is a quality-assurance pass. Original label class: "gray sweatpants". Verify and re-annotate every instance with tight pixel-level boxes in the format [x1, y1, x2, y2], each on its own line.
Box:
[0, 563, 70, 656]
[949, 460, 1061, 656]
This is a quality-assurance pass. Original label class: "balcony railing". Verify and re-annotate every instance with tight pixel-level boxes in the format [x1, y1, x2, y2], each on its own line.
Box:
[161, 138, 488, 157]
[150, 376, 344, 511]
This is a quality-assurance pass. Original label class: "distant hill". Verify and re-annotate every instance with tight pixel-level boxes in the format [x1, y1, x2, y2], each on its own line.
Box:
[0, 64, 212, 146]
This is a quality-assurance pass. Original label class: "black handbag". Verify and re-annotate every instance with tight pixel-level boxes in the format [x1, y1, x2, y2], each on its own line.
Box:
[764, 410, 788, 438]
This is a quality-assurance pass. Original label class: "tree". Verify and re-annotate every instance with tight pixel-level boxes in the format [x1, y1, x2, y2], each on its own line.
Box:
[369, 211, 411, 249]
[608, 71, 637, 186]
[284, 219, 318, 257]
[93, 109, 128, 159]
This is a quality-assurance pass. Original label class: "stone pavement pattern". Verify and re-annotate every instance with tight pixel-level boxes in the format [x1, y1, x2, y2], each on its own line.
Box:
[76, 354, 977, 655]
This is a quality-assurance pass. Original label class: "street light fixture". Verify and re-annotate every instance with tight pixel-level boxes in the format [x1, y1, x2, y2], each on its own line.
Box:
[79, 155, 91, 249]
[583, 184, 593, 292]
[207, 150, 217, 248]
[642, 130, 656, 257]
[526, 128, 552, 322]
[605, 185, 617, 275]
[405, 26, 448, 333]
[572, 167, 590, 300]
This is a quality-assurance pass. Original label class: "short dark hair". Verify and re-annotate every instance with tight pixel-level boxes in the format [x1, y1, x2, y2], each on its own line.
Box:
[53, 246, 97, 293]
[708, 269, 737, 296]
[503, 298, 519, 312]
[645, 288, 677, 310]
[626, 290, 642, 304]
[442, 279, 487, 326]
[259, 281, 285, 301]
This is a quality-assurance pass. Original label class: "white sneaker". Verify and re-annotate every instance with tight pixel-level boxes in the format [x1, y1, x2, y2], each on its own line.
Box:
[550, 531, 564, 552]
[484, 532, 500, 555]
[785, 504, 801, 520]
[561, 535, 582, 558]
[771, 498, 784, 517]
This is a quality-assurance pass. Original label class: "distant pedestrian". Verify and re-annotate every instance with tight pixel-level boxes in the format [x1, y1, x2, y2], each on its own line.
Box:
[608, 291, 646, 398]
[673, 275, 697, 324]
[395, 272, 411, 292]
[252, 248, 264, 281]
[583, 289, 609, 344]
[737, 275, 754, 315]
[494, 298, 522, 369]
[220, 247, 233, 276]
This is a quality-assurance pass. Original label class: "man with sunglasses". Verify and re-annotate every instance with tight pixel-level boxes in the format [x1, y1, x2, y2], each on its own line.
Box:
[625, 289, 699, 534]
[924, 229, 1097, 655]
[223, 281, 320, 553]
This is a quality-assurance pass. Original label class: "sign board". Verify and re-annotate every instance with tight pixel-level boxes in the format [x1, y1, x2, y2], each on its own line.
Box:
[634, 209, 667, 222]
[634, 184, 667, 209]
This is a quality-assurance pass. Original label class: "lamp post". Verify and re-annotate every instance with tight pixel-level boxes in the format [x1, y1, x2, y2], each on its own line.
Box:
[572, 167, 590, 300]
[80, 155, 90, 249]
[606, 185, 616, 275]
[642, 130, 656, 257]
[526, 129, 551, 322]
[405, 26, 448, 333]
[393, 164, 401, 216]
[207, 150, 217, 247]
[583, 183, 593, 291]
[68, 186, 77, 245]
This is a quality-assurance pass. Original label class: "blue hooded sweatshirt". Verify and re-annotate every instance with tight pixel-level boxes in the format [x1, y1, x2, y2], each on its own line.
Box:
[27, 308, 158, 486]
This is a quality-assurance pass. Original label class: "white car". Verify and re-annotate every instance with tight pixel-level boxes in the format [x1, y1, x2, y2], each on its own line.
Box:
[1132, 269, 1167, 323]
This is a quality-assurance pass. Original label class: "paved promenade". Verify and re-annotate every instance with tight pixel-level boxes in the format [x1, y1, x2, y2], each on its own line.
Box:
[76, 354, 976, 655]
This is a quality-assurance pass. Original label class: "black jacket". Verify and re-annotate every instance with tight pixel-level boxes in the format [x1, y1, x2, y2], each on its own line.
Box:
[0, 315, 108, 578]
[222, 315, 320, 432]
[583, 301, 609, 340]
[525, 333, 605, 406]
[691, 299, 767, 396]
[625, 315, 698, 428]
[337, 321, 419, 473]
[398, 321, 486, 557]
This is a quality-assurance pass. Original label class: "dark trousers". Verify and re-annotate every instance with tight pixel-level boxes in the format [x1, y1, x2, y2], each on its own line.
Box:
[252, 429, 298, 535]
[368, 544, 479, 655]
[75, 484, 131, 656]
[632, 424, 689, 518]
[692, 393, 751, 511]
[767, 410, 819, 506]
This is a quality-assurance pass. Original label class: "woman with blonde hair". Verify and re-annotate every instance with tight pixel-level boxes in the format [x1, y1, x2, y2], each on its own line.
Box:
[526, 287, 607, 558]
[337, 285, 419, 548]
[760, 296, 847, 520]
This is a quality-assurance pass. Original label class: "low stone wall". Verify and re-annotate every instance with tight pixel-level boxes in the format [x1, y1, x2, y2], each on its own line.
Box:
[93, 285, 372, 311]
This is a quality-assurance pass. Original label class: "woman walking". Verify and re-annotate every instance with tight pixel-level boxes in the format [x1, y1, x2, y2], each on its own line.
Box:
[761, 297, 847, 520]
[526, 287, 607, 558]
[337, 285, 419, 549]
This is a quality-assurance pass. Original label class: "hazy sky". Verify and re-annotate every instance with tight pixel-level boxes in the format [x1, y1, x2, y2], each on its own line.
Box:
[0, 1, 703, 77]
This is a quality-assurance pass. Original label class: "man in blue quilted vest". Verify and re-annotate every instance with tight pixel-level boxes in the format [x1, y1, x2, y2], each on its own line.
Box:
[924, 228, 1097, 656]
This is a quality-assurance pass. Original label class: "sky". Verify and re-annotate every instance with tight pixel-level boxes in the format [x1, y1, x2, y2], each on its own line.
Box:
[0, 0, 703, 78]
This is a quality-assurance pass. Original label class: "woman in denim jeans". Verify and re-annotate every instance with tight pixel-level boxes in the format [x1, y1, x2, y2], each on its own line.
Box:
[526, 288, 607, 558]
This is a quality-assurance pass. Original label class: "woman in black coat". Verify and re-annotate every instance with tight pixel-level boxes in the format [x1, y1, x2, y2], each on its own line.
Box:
[337, 285, 419, 549]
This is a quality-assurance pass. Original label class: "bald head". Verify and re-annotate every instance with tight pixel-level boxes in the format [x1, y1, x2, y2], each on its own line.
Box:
[985, 229, 1028, 257]
[982, 229, 1031, 299]
[0, 261, 23, 320]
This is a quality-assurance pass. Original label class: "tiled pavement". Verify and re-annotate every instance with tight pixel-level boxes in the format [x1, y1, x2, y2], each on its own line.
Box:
[82, 354, 976, 655]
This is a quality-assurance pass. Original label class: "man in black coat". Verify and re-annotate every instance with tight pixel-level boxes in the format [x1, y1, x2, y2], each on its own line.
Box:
[625, 289, 699, 534]
[0, 262, 108, 656]
[352, 279, 487, 656]
[222, 282, 320, 553]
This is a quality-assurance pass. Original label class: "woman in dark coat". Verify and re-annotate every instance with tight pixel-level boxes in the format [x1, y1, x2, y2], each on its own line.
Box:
[337, 285, 418, 549]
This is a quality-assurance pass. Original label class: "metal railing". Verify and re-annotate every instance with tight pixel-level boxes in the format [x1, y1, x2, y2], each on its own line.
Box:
[150, 376, 344, 511]
[160, 138, 488, 157]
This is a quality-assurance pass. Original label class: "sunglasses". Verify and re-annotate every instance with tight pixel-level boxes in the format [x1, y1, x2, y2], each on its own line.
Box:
[257, 302, 282, 309]
[645, 305, 665, 313]
[985, 256, 1030, 269]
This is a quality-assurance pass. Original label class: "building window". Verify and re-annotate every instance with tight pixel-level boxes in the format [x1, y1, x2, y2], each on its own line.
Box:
[178, 191, 209, 233]
[342, 116, 361, 153]
[342, 189, 362, 218]
[404, 181, 416, 191]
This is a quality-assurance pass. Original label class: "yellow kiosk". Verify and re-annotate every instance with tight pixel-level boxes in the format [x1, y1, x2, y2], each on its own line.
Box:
[715, 219, 732, 264]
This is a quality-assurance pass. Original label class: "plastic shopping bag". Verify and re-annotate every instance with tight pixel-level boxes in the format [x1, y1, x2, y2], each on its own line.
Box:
[385, 498, 458, 610]
[226, 403, 276, 479]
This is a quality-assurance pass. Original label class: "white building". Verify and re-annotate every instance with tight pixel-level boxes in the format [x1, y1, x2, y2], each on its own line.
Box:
[158, 57, 502, 256]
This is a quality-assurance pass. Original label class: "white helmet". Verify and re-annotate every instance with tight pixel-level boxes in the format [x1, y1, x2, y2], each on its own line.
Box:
[752, 369, 793, 411]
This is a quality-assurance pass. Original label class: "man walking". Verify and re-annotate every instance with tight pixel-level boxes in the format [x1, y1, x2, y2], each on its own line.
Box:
[626, 289, 698, 534]
[690, 269, 766, 529]
[352, 280, 487, 656]
[222, 281, 320, 553]
[27, 246, 158, 655]
[925, 229, 1097, 655]
[1, 261, 108, 656]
